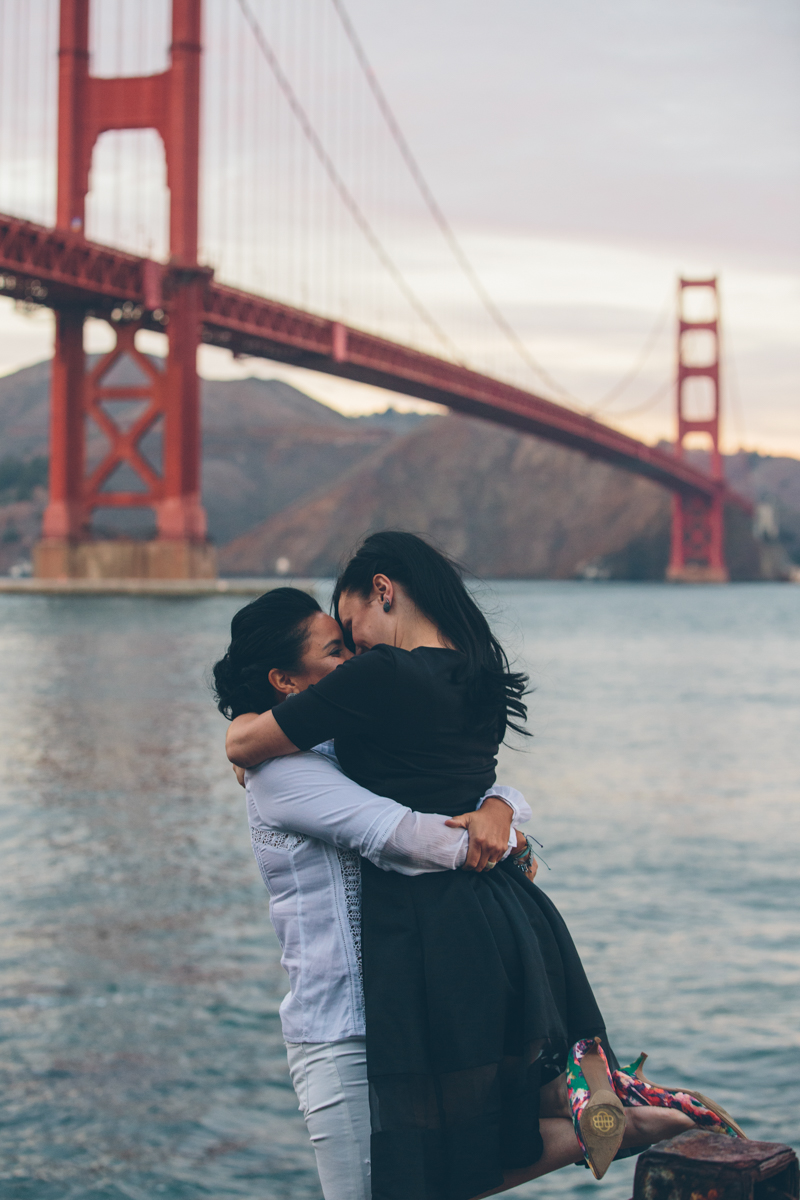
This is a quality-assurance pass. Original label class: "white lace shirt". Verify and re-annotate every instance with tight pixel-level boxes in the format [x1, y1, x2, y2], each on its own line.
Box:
[245, 742, 530, 1044]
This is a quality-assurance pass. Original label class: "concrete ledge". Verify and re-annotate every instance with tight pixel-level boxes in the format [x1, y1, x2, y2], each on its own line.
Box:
[33, 538, 218, 581]
[666, 564, 729, 583]
[0, 577, 319, 597]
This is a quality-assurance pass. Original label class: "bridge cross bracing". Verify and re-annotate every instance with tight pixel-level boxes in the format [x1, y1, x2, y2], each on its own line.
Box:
[0, 0, 747, 581]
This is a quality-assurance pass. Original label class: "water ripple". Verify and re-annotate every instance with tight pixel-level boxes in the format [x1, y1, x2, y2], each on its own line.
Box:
[1, 584, 798, 1198]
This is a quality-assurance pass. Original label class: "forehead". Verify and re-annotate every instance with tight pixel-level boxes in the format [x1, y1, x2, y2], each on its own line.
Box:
[307, 612, 342, 643]
[336, 590, 365, 618]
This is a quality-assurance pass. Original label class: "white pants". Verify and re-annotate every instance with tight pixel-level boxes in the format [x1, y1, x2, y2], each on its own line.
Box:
[286, 1037, 370, 1200]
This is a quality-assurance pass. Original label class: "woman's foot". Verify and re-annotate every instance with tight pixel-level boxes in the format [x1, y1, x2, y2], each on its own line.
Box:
[613, 1053, 746, 1139]
[621, 1104, 695, 1149]
[566, 1037, 626, 1179]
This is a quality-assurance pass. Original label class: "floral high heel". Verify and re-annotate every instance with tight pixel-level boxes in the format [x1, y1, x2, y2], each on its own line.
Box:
[566, 1036, 626, 1179]
[613, 1052, 746, 1139]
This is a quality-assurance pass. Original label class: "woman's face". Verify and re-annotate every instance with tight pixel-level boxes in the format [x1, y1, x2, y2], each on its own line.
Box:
[292, 612, 353, 688]
[336, 588, 392, 655]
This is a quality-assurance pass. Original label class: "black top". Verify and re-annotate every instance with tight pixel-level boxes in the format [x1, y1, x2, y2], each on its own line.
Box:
[273, 639, 609, 1200]
[273, 644, 498, 816]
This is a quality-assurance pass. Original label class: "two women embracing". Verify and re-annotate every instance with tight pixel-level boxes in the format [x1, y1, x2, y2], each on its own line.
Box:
[214, 531, 744, 1200]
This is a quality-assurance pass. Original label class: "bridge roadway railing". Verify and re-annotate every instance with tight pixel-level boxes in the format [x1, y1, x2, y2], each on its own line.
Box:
[0, 212, 748, 510]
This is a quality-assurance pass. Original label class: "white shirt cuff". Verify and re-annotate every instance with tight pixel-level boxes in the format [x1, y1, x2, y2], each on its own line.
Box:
[476, 784, 530, 857]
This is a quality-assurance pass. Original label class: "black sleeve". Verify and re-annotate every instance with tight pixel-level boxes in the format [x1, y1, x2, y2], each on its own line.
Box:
[272, 644, 398, 750]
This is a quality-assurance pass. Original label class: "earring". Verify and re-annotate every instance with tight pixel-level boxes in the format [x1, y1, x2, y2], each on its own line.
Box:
[383, 600, 391, 612]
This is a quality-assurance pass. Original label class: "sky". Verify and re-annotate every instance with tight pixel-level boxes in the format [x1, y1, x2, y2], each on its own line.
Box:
[0, 0, 797, 455]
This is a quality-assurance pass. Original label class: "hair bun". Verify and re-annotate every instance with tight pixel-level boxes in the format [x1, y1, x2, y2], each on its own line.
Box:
[212, 588, 322, 719]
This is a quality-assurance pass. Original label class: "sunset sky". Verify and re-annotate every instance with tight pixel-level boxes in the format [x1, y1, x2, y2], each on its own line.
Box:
[0, 0, 797, 455]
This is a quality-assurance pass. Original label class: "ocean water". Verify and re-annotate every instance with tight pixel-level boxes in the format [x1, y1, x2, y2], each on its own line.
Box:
[0, 582, 797, 1200]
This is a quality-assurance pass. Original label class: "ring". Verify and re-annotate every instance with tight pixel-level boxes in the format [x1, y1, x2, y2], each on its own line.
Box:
[484, 860, 496, 870]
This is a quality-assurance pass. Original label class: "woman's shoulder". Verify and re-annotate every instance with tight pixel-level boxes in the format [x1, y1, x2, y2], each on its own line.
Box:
[305, 642, 399, 702]
[342, 643, 400, 677]
[310, 643, 459, 703]
[366, 644, 462, 677]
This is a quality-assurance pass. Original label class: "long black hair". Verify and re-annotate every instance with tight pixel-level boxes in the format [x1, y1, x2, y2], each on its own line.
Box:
[333, 531, 529, 741]
[213, 587, 321, 719]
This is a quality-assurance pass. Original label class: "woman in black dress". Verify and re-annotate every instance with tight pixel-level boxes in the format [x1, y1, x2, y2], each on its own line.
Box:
[227, 533, 734, 1200]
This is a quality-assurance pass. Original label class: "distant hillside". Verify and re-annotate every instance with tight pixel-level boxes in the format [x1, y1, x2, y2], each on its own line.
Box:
[218, 414, 666, 578]
[1, 358, 797, 579]
[0, 359, 431, 551]
[0, 360, 52, 459]
[219, 414, 788, 580]
[716, 449, 800, 566]
[199, 376, 430, 543]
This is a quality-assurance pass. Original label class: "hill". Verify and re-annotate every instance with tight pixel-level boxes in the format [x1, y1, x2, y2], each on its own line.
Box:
[0, 359, 428, 561]
[218, 414, 789, 580]
[1, 358, 797, 579]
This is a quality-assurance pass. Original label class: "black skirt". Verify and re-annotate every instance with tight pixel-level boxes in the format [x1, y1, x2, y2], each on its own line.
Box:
[361, 857, 612, 1200]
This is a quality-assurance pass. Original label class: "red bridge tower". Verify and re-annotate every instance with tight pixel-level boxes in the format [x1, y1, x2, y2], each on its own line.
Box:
[36, 0, 214, 579]
[667, 277, 728, 583]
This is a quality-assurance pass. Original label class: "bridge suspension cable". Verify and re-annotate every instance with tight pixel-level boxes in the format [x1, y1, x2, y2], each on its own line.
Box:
[234, 0, 463, 364]
[0, 0, 729, 448]
[597, 377, 672, 420]
[329, 0, 579, 406]
[588, 293, 672, 416]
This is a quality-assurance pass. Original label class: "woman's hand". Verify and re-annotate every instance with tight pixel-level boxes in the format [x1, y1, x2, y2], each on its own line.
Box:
[445, 796, 513, 871]
[522, 852, 538, 883]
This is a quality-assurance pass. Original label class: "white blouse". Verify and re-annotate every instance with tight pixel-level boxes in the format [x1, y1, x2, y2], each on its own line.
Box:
[245, 742, 530, 1044]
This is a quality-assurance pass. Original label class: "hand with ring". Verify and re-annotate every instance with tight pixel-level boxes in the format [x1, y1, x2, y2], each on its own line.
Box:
[445, 795, 513, 871]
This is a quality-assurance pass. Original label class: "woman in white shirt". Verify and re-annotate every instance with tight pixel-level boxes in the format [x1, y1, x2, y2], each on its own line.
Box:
[216, 585, 709, 1199]
[214, 587, 536, 1200]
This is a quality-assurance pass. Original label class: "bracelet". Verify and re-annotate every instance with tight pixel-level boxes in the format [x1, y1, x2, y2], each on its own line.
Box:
[511, 833, 550, 874]
[511, 834, 535, 870]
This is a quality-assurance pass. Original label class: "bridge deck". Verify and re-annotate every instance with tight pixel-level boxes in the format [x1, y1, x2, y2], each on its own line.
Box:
[0, 213, 747, 507]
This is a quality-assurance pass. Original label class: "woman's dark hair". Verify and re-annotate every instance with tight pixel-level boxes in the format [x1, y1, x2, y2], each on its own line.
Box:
[213, 587, 321, 719]
[333, 531, 529, 740]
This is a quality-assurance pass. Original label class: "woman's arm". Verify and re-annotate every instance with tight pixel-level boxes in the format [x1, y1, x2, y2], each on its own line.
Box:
[227, 710, 298, 767]
[246, 750, 529, 874]
[228, 649, 391, 767]
[375, 796, 521, 875]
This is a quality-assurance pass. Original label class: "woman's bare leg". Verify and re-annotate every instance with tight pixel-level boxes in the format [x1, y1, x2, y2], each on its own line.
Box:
[470, 1119, 584, 1198]
[471, 1108, 696, 1198]
[539, 1072, 569, 1118]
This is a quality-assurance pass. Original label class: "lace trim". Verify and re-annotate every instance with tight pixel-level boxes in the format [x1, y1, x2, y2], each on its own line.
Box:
[251, 827, 307, 852]
[336, 849, 363, 997]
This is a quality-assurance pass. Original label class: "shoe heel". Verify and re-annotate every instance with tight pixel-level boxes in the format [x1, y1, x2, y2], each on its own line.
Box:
[567, 1037, 626, 1179]
[580, 1096, 626, 1178]
[579, 1041, 626, 1178]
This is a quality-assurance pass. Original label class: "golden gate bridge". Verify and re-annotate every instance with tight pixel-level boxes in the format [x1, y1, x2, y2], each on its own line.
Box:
[0, 0, 748, 582]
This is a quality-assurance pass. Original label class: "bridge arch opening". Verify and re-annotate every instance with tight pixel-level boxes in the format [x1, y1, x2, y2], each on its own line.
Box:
[88, 0, 170, 78]
[680, 328, 717, 369]
[86, 129, 169, 261]
[134, 328, 169, 360]
[680, 375, 717, 423]
[680, 286, 717, 324]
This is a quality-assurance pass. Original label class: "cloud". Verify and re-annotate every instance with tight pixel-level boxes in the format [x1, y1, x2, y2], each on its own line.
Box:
[1, 0, 796, 455]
